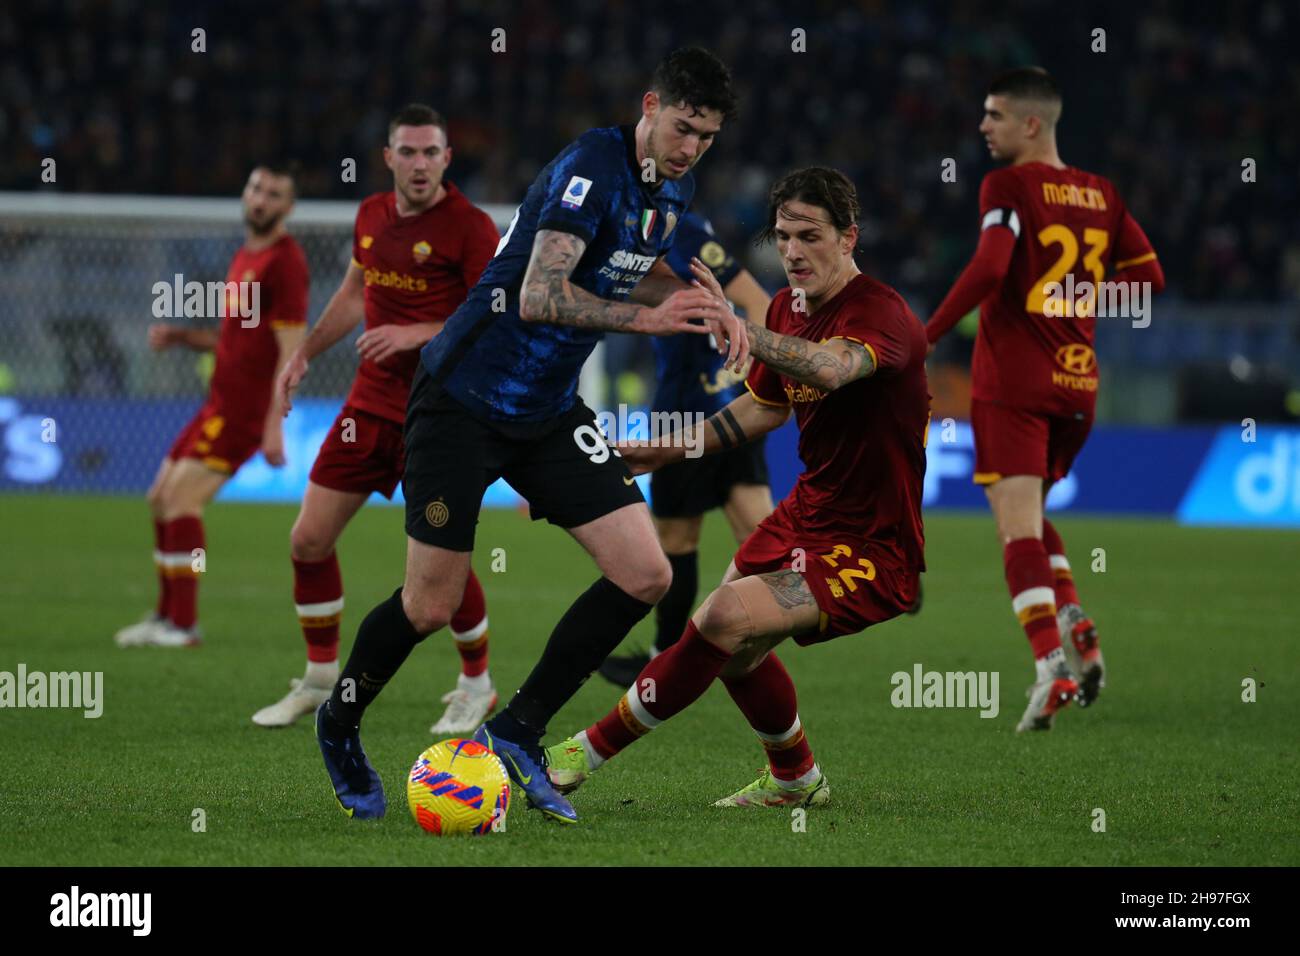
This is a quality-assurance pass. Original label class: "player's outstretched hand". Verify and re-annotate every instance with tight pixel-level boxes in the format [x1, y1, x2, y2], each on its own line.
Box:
[147, 323, 182, 351]
[277, 349, 309, 415]
[614, 440, 675, 476]
[637, 288, 729, 338]
[689, 258, 750, 372]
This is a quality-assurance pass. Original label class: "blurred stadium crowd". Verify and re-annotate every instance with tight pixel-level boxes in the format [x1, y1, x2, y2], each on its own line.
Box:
[3, 0, 1297, 307]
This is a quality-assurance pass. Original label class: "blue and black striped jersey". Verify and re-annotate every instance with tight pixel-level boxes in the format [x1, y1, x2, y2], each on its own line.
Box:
[421, 125, 694, 422]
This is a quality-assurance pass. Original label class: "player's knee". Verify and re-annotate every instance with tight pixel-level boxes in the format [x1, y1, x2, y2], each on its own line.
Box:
[155, 485, 190, 522]
[400, 589, 453, 637]
[289, 521, 334, 562]
[695, 584, 750, 654]
[621, 553, 672, 605]
[997, 513, 1040, 545]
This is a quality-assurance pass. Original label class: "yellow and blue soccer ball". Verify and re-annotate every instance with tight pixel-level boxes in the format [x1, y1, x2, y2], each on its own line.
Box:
[407, 738, 510, 836]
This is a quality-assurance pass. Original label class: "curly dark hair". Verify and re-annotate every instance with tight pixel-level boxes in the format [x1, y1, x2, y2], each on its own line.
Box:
[757, 166, 861, 243]
[650, 47, 737, 121]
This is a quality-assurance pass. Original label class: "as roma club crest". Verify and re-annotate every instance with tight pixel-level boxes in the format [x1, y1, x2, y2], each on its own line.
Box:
[412, 240, 432, 265]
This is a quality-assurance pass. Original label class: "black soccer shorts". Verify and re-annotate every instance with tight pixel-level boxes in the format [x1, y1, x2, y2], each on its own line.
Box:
[402, 366, 645, 551]
[650, 435, 769, 519]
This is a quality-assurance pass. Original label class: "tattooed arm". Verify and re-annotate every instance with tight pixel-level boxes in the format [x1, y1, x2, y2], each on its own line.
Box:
[688, 258, 867, 390]
[519, 230, 750, 365]
[743, 321, 875, 392]
[519, 229, 724, 334]
[519, 230, 642, 330]
[617, 392, 791, 475]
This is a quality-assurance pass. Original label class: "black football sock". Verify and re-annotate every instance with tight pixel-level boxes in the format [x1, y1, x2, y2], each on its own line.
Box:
[488, 577, 654, 746]
[327, 587, 428, 730]
[653, 551, 698, 654]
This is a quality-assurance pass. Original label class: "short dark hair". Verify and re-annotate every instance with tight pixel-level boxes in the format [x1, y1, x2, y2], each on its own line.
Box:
[254, 160, 301, 193]
[651, 47, 737, 121]
[387, 103, 448, 141]
[758, 167, 861, 244]
[988, 67, 1062, 109]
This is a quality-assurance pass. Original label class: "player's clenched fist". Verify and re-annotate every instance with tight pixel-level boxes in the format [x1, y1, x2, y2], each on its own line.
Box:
[613, 440, 677, 476]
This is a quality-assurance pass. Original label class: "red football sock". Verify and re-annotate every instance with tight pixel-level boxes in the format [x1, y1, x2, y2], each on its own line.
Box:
[153, 519, 171, 620]
[722, 652, 816, 783]
[1041, 519, 1081, 609]
[450, 569, 489, 678]
[293, 553, 343, 663]
[1004, 536, 1059, 659]
[163, 516, 204, 630]
[585, 621, 731, 760]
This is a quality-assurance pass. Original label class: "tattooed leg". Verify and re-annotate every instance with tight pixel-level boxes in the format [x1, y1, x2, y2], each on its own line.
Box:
[689, 569, 822, 677]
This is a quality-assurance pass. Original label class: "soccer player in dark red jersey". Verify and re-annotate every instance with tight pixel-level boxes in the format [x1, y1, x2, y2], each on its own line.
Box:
[254, 105, 502, 733]
[925, 68, 1165, 731]
[546, 167, 930, 807]
[114, 163, 309, 648]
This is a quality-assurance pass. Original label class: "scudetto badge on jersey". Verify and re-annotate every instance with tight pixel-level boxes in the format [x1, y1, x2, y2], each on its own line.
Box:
[561, 176, 593, 210]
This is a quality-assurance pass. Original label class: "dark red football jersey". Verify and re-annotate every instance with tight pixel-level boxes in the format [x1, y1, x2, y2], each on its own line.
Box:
[972, 162, 1157, 416]
[348, 184, 500, 422]
[209, 234, 309, 426]
[745, 273, 930, 572]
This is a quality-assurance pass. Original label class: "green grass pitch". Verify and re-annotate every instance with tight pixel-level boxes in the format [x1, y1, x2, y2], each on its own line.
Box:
[0, 494, 1295, 866]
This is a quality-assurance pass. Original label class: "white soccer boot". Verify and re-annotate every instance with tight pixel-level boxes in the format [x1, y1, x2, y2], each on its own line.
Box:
[430, 676, 498, 736]
[252, 662, 337, 727]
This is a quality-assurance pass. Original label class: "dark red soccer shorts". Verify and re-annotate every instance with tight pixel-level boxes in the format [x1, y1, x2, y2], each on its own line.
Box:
[168, 401, 262, 475]
[970, 398, 1093, 487]
[309, 404, 405, 498]
[732, 503, 917, 644]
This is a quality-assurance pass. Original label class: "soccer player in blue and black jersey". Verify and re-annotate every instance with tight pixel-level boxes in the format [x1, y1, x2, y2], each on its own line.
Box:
[599, 211, 775, 687]
[315, 48, 745, 823]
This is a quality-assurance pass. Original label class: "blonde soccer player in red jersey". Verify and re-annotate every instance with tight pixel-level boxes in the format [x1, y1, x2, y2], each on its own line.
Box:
[115, 163, 309, 648]
[545, 167, 930, 808]
[925, 68, 1165, 731]
[252, 104, 503, 734]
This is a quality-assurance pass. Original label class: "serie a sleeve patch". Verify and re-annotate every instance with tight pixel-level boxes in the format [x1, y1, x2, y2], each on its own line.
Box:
[560, 175, 594, 210]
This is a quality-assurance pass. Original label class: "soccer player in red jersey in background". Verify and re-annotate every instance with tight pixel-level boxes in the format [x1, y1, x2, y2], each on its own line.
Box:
[925, 68, 1165, 731]
[115, 163, 309, 648]
[546, 167, 930, 808]
[253, 105, 502, 733]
